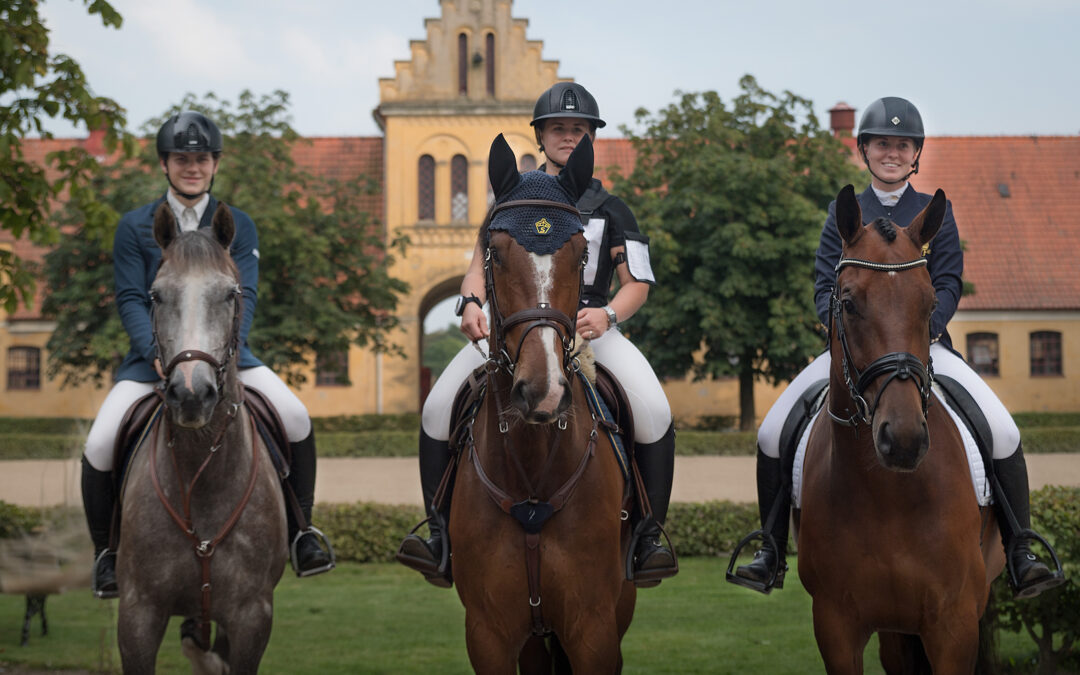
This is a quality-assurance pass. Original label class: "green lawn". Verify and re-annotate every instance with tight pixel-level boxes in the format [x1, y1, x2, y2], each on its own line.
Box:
[0, 558, 1041, 674]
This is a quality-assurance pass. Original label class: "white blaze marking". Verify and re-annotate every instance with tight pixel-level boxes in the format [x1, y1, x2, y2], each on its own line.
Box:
[530, 253, 565, 412]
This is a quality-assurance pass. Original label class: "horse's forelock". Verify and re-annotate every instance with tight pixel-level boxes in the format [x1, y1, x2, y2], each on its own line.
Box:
[872, 217, 898, 243]
[160, 230, 239, 281]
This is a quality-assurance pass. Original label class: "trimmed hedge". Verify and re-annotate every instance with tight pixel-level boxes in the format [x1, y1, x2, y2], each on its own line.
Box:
[0, 414, 1075, 460]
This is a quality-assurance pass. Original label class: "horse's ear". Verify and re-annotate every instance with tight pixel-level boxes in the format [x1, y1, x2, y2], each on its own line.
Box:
[834, 184, 863, 245]
[557, 133, 594, 202]
[211, 203, 235, 249]
[906, 189, 946, 249]
[153, 202, 178, 250]
[488, 133, 520, 202]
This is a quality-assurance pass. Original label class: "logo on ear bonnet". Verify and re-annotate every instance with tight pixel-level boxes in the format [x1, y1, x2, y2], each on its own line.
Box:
[535, 218, 552, 234]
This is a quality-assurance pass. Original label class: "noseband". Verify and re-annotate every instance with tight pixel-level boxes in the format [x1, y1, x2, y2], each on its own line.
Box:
[484, 199, 587, 377]
[150, 284, 243, 395]
[827, 256, 934, 429]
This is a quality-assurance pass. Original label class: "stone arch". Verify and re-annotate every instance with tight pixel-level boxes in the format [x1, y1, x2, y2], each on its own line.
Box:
[417, 275, 467, 406]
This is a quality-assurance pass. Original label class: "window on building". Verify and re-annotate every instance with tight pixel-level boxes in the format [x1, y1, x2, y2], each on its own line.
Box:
[315, 349, 349, 387]
[458, 33, 468, 95]
[1030, 331, 1063, 376]
[485, 33, 495, 96]
[966, 332, 999, 376]
[7, 346, 41, 390]
[519, 154, 537, 172]
[451, 154, 469, 222]
[418, 154, 435, 221]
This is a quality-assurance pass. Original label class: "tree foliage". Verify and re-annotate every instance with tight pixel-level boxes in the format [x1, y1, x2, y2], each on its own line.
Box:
[42, 91, 409, 387]
[614, 76, 863, 428]
[1, 0, 135, 312]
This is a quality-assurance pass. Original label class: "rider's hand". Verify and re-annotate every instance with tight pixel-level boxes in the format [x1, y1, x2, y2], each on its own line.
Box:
[576, 307, 608, 341]
[153, 358, 165, 380]
[460, 303, 489, 342]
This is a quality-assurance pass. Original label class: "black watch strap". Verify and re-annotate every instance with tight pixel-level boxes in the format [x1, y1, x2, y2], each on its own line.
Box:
[455, 294, 482, 316]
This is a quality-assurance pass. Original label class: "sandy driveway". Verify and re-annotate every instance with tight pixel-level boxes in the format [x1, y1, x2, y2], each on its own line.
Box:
[3, 454, 1079, 508]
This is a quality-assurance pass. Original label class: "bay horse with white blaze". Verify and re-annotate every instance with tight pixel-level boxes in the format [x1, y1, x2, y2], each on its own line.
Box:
[449, 134, 636, 673]
[116, 203, 286, 674]
[797, 185, 1005, 674]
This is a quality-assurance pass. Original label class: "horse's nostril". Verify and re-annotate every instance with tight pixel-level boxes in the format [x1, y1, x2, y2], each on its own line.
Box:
[877, 422, 892, 455]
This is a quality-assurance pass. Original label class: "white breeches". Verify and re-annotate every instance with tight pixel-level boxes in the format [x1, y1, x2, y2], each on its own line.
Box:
[83, 366, 310, 471]
[422, 329, 673, 445]
[757, 343, 1020, 460]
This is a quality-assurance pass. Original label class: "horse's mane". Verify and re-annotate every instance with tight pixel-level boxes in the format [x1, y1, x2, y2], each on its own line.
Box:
[161, 230, 239, 280]
[872, 217, 897, 243]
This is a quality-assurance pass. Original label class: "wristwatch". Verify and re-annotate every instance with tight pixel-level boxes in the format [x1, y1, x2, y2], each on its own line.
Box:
[454, 294, 482, 316]
[603, 305, 618, 329]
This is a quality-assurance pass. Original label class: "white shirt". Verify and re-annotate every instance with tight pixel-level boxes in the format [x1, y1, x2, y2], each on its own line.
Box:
[871, 182, 909, 207]
[166, 191, 210, 233]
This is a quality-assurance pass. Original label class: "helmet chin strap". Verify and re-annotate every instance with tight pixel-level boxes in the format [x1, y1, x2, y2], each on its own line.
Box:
[165, 170, 215, 201]
[861, 146, 922, 186]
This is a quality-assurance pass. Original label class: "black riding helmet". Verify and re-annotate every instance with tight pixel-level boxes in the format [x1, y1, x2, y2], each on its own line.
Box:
[857, 97, 925, 183]
[531, 82, 605, 167]
[156, 111, 223, 199]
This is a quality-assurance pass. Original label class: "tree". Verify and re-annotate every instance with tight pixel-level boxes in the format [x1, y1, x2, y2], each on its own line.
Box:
[42, 91, 409, 387]
[614, 76, 864, 430]
[1, 0, 134, 312]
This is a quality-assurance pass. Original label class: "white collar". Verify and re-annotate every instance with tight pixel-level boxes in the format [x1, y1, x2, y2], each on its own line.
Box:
[166, 191, 210, 231]
[871, 182, 909, 207]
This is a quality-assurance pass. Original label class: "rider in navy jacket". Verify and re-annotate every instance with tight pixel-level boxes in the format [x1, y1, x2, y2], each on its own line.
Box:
[814, 186, 964, 349]
[731, 97, 1064, 600]
[113, 194, 262, 383]
[81, 111, 334, 600]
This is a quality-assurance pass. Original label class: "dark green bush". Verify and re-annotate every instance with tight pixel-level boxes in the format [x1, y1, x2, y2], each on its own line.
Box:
[312, 414, 421, 433]
[986, 486, 1080, 674]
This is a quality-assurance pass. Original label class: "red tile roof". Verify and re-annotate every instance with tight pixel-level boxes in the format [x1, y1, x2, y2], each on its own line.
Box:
[914, 136, 1080, 311]
[594, 136, 1080, 311]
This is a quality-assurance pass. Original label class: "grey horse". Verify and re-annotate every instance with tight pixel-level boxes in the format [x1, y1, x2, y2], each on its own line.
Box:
[116, 203, 286, 674]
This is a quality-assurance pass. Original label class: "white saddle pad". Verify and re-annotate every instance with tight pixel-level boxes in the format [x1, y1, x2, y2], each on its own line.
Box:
[792, 386, 991, 508]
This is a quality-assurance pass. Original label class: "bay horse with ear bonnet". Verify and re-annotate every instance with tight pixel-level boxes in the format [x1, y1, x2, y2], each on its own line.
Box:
[448, 134, 636, 673]
[797, 185, 1005, 674]
[116, 203, 287, 674]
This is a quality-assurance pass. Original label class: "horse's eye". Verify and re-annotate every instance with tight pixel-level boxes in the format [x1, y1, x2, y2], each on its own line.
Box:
[841, 298, 857, 315]
[149, 289, 161, 304]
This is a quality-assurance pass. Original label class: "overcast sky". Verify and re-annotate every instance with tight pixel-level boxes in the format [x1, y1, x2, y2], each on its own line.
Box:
[39, 0, 1080, 140]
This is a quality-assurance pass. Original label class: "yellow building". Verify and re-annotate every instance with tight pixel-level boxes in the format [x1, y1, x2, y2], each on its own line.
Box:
[3, 0, 1079, 424]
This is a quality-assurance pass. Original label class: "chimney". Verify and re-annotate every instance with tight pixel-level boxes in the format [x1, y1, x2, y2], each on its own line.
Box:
[84, 125, 108, 158]
[828, 102, 855, 138]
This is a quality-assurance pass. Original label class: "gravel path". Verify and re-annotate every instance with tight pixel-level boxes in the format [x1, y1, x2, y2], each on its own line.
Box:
[3, 454, 1079, 508]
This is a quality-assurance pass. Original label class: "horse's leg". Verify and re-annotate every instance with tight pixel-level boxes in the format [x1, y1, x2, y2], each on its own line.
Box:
[118, 599, 169, 674]
[220, 603, 274, 675]
[464, 614, 519, 675]
[918, 611, 980, 675]
[811, 601, 867, 675]
[557, 618, 622, 674]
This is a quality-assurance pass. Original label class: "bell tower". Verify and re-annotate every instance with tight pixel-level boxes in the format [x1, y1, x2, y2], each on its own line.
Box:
[375, 0, 566, 412]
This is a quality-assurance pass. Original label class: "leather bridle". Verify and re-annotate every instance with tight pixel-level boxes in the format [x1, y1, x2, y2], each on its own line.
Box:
[483, 199, 588, 378]
[827, 256, 934, 429]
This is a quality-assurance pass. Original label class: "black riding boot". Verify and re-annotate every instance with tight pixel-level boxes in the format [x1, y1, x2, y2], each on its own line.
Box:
[733, 449, 790, 593]
[80, 456, 118, 599]
[286, 428, 334, 577]
[396, 430, 454, 587]
[631, 423, 678, 586]
[993, 445, 1066, 599]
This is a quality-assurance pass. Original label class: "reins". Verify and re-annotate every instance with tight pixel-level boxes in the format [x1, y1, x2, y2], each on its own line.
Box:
[827, 256, 934, 431]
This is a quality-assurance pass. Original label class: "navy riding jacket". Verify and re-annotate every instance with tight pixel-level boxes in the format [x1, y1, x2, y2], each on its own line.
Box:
[113, 193, 262, 383]
[813, 184, 964, 350]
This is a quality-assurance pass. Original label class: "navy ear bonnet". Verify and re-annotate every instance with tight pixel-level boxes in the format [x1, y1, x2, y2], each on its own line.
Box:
[488, 171, 583, 255]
